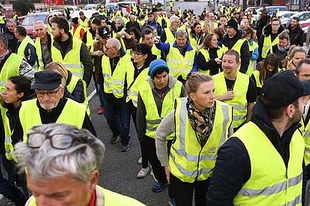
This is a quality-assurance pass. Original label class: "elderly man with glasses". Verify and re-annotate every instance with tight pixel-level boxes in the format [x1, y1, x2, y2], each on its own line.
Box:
[14, 123, 145, 206]
[11, 70, 96, 144]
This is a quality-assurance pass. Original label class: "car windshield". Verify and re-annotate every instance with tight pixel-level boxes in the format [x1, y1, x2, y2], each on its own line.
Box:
[22, 15, 46, 26]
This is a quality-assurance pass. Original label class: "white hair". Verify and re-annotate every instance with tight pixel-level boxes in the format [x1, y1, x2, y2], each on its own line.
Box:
[170, 15, 179, 24]
[6, 19, 16, 26]
[107, 38, 121, 50]
[34, 20, 47, 28]
[176, 29, 188, 38]
[115, 17, 124, 26]
[15, 123, 105, 183]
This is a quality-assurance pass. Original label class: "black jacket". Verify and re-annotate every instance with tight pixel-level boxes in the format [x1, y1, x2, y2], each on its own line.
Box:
[258, 24, 285, 61]
[197, 47, 222, 75]
[64, 71, 85, 103]
[287, 24, 305, 46]
[222, 31, 250, 74]
[206, 99, 302, 205]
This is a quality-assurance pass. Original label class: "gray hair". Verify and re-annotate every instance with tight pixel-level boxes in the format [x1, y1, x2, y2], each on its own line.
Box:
[170, 15, 179, 24]
[175, 29, 188, 38]
[107, 38, 121, 50]
[15, 123, 105, 183]
[0, 33, 8, 49]
[6, 19, 16, 26]
[34, 20, 47, 28]
[115, 18, 124, 26]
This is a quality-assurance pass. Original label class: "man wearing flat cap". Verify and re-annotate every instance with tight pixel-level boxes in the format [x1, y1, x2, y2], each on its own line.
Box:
[207, 70, 310, 205]
[11, 70, 96, 144]
[222, 18, 251, 74]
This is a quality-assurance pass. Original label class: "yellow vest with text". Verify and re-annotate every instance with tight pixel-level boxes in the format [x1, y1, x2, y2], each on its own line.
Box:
[51, 37, 84, 79]
[101, 54, 131, 98]
[139, 79, 182, 139]
[262, 35, 279, 59]
[213, 71, 249, 128]
[233, 122, 303, 206]
[79, 17, 89, 31]
[26, 185, 146, 206]
[0, 53, 23, 93]
[0, 106, 17, 162]
[19, 99, 86, 142]
[66, 74, 90, 115]
[166, 43, 195, 80]
[170, 98, 232, 183]
[247, 41, 258, 76]
[198, 47, 223, 75]
[126, 65, 149, 107]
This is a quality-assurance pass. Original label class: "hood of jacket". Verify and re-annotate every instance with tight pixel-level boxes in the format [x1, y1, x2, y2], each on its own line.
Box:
[262, 24, 285, 37]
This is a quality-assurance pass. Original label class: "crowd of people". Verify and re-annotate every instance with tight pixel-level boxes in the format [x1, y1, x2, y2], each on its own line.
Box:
[0, 2, 309, 206]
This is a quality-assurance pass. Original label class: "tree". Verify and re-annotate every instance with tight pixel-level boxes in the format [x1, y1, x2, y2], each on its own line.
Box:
[13, 0, 35, 16]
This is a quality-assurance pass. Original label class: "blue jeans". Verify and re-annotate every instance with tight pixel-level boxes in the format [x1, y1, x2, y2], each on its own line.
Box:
[102, 95, 131, 145]
[98, 84, 105, 107]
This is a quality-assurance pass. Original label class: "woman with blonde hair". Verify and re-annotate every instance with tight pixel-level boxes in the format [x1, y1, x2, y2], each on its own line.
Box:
[197, 33, 223, 75]
[45, 62, 87, 106]
[285, 46, 306, 71]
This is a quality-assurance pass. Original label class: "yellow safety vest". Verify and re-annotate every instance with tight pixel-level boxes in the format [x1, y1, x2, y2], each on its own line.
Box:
[166, 43, 195, 80]
[233, 122, 303, 206]
[17, 35, 38, 69]
[85, 31, 94, 52]
[164, 28, 175, 43]
[0, 106, 17, 162]
[198, 47, 223, 75]
[188, 33, 202, 50]
[252, 70, 263, 89]
[26, 185, 146, 206]
[247, 41, 258, 76]
[139, 79, 182, 139]
[66, 74, 90, 115]
[151, 45, 162, 59]
[222, 38, 246, 56]
[101, 54, 131, 98]
[112, 29, 126, 51]
[0, 53, 23, 93]
[51, 37, 84, 79]
[126, 65, 149, 107]
[157, 16, 163, 26]
[301, 119, 310, 166]
[170, 98, 232, 183]
[79, 17, 89, 31]
[72, 25, 83, 40]
[19, 99, 86, 142]
[34, 36, 53, 71]
[0, 16, 5, 24]
[213, 71, 249, 128]
[262, 35, 279, 59]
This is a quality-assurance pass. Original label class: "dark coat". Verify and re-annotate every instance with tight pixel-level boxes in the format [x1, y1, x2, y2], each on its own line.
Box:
[287, 24, 305, 46]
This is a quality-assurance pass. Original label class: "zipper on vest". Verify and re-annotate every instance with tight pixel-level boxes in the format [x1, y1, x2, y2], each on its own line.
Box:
[196, 148, 203, 181]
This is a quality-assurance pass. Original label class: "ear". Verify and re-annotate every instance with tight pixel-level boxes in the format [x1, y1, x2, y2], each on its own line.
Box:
[189, 92, 196, 102]
[59, 87, 65, 98]
[286, 104, 295, 119]
[17, 92, 24, 100]
[89, 170, 99, 191]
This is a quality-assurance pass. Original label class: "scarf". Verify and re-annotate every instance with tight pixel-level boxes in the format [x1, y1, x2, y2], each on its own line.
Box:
[277, 43, 290, 53]
[186, 98, 216, 147]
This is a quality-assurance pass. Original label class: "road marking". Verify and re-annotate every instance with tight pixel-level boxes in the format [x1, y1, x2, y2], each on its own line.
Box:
[87, 90, 96, 101]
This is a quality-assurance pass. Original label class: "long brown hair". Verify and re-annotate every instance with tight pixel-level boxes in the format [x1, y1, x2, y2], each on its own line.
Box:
[199, 33, 216, 50]
[259, 53, 279, 84]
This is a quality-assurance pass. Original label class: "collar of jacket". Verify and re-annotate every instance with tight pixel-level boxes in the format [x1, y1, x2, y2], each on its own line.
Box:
[147, 74, 177, 91]
[172, 40, 193, 51]
[222, 30, 242, 45]
[262, 23, 285, 37]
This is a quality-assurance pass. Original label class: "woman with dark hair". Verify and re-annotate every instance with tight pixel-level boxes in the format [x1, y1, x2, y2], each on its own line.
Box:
[0, 76, 32, 205]
[197, 33, 223, 75]
[126, 43, 156, 178]
[189, 22, 203, 49]
[251, 53, 280, 95]
[117, 27, 142, 50]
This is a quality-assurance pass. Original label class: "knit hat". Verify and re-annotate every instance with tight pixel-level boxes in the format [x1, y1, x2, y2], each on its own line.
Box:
[148, 59, 170, 79]
[226, 18, 239, 32]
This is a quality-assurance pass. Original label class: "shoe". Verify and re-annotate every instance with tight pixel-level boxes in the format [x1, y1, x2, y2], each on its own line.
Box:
[98, 106, 104, 115]
[152, 181, 168, 193]
[110, 135, 120, 144]
[137, 157, 142, 165]
[137, 167, 150, 179]
[168, 198, 176, 206]
[120, 143, 130, 152]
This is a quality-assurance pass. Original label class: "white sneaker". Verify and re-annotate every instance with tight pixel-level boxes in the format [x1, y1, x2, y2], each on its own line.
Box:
[137, 157, 142, 165]
[137, 167, 150, 179]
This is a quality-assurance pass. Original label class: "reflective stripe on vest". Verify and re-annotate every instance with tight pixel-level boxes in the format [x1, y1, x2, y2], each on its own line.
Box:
[170, 98, 232, 183]
[139, 79, 182, 139]
[0, 106, 17, 162]
[51, 37, 84, 79]
[66, 73, 90, 115]
[0, 53, 23, 93]
[213, 71, 249, 128]
[126, 64, 149, 107]
[262, 35, 279, 59]
[302, 119, 310, 166]
[20, 99, 86, 142]
[246, 41, 258, 76]
[198, 47, 223, 75]
[101, 54, 131, 98]
[233, 122, 304, 205]
[166, 43, 195, 79]
[222, 39, 246, 67]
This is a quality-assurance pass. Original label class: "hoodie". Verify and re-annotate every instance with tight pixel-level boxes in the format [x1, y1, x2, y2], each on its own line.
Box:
[206, 99, 302, 205]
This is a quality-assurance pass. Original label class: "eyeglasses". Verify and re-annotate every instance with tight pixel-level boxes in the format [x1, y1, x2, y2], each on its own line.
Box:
[131, 51, 143, 56]
[36, 88, 60, 98]
[27, 132, 82, 149]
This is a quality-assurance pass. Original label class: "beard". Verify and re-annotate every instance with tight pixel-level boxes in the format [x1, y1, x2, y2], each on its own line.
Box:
[53, 33, 62, 42]
[40, 101, 58, 111]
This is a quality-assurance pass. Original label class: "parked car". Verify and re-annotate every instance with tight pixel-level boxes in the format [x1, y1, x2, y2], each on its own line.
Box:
[278, 11, 297, 26]
[257, 6, 288, 16]
[105, 3, 117, 11]
[116, 1, 137, 9]
[84, 4, 99, 10]
[71, 10, 98, 19]
[21, 11, 62, 38]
